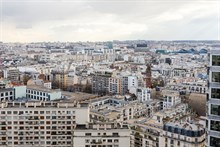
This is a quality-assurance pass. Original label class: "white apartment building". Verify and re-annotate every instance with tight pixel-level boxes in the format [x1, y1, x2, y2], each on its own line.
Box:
[26, 85, 61, 101]
[137, 87, 151, 102]
[73, 122, 130, 147]
[162, 90, 181, 109]
[127, 76, 138, 90]
[0, 101, 89, 147]
[89, 98, 160, 122]
[1, 85, 60, 101]
[0, 88, 14, 101]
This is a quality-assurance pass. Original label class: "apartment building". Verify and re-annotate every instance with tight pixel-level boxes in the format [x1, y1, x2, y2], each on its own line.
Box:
[92, 71, 112, 95]
[3, 68, 20, 82]
[26, 85, 61, 101]
[137, 87, 151, 102]
[163, 122, 205, 147]
[0, 88, 14, 101]
[162, 90, 181, 110]
[207, 49, 220, 146]
[109, 77, 122, 95]
[130, 108, 205, 147]
[89, 97, 160, 122]
[73, 122, 130, 147]
[51, 71, 68, 90]
[109, 76, 129, 95]
[0, 101, 89, 147]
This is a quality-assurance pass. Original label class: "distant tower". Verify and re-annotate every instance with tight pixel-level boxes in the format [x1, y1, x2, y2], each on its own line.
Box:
[145, 63, 152, 88]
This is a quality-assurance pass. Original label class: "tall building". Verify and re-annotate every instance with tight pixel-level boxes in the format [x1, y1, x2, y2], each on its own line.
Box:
[207, 49, 220, 147]
[3, 68, 20, 82]
[51, 71, 68, 90]
[0, 101, 89, 147]
[92, 71, 112, 95]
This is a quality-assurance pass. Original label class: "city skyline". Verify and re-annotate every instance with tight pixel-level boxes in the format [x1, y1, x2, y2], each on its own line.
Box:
[1, 0, 220, 42]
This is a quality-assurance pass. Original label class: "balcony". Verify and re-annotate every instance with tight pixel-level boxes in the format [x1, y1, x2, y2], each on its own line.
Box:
[91, 140, 102, 144]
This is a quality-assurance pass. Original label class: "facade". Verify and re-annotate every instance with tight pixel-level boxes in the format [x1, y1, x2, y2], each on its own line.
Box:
[127, 76, 138, 90]
[163, 122, 205, 147]
[26, 85, 61, 101]
[162, 90, 181, 110]
[0, 85, 61, 101]
[130, 111, 206, 147]
[51, 71, 68, 90]
[0, 88, 15, 101]
[92, 71, 112, 95]
[3, 68, 20, 82]
[109, 77, 122, 95]
[73, 123, 130, 147]
[207, 49, 220, 147]
[137, 87, 151, 102]
[109, 76, 128, 95]
[0, 101, 89, 147]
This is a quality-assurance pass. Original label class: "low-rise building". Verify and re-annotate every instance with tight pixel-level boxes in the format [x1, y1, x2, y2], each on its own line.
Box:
[73, 122, 130, 147]
[0, 88, 14, 101]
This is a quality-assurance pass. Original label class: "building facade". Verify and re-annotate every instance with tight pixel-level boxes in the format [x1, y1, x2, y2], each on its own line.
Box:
[92, 71, 112, 95]
[0, 88, 14, 101]
[207, 49, 220, 147]
[73, 122, 130, 147]
[0, 101, 89, 147]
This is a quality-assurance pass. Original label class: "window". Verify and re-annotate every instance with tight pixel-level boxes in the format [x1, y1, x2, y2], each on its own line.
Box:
[210, 136, 220, 146]
[212, 72, 220, 83]
[112, 133, 119, 136]
[211, 88, 220, 99]
[210, 120, 220, 131]
[211, 105, 220, 116]
[85, 133, 91, 136]
[212, 55, 220, 66]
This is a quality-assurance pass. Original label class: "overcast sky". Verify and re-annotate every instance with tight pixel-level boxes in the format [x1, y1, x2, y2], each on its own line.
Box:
[0, 0, 219, 42]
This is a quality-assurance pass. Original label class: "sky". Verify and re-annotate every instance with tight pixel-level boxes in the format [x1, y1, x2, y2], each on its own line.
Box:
[0, 0, 220, 42]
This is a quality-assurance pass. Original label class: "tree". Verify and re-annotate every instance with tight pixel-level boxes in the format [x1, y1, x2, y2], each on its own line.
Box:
[23, 74, 32, 85]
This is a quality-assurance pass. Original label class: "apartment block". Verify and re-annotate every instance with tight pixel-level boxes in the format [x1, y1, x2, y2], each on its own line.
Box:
[162, 90, 181, 110]
[0, 101, 89, 147]
[92, 71, 112, 95]
[137, 87, 151, 102]
[3, 68, 20, 82]
[73, 122, 130, 147]
[207, 49, 220, 147]
[163, 122, 205, 147]
[0, 88, 15, 101]
[26, 85, 61, 101]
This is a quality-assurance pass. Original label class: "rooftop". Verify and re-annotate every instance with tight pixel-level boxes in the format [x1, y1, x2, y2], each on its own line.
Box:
[0, 101, 89, 109]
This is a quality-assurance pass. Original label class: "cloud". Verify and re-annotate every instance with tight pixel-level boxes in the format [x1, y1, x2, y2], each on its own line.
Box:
[1, 0, 219, 42]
